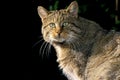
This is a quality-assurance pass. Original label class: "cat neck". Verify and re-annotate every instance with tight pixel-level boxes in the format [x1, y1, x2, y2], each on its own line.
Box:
[53, 43, 88, 64]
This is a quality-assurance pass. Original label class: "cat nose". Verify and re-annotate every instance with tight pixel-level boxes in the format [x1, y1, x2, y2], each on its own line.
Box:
[56, 30, 61, 34]
[55, 27, 62, 34]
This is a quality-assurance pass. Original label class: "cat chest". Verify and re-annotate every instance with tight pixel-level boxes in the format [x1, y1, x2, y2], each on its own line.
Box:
[62, 65, 81, 80]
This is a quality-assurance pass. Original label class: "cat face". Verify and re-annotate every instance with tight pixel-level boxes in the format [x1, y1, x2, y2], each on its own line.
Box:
[37, 1, 81, 46]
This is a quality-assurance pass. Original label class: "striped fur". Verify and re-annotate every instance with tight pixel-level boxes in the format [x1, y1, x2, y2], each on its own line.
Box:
[37, 1, 120, 80]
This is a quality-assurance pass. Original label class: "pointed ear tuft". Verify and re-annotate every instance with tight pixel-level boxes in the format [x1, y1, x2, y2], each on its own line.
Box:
[37, 6, 48, 20]
[66, 1, 79, 18]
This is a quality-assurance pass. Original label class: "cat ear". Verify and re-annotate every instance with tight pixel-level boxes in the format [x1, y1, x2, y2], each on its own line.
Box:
[66, 1, 78, 18]
[37, 6, 48, 20]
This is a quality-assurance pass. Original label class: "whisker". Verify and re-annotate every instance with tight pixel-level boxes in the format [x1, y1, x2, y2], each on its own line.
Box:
[70, 41, 75, 51]
[42, 42, 49, 58]
[47, 43, 52, 57]
[73, 42, 76, 51]
[68, 40, 72, 49]
[46, 43, 49, 58]
[39, 41, 46, 58]
[46, 43, 50, 58]
[38, 35, 43, 39]
[32, 39, 44, 48]
[69, 36, 81, 52]
[76, 41, 81, 51]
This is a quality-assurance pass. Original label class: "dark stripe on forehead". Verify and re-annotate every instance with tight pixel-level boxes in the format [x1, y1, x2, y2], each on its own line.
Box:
[49, 10, 67, 18]
[48, 11, 61, 17]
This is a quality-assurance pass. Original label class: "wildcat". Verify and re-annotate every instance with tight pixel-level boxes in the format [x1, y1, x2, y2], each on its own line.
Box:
[37, 1, 120, 80]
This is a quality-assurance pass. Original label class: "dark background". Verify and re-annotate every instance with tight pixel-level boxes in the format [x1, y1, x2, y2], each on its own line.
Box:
[30, 0, 119, 80]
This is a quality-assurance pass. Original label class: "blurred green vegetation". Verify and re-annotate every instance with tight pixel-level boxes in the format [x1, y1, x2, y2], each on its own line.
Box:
[48, 0, 119, 31]
[49, 0, 59, 10]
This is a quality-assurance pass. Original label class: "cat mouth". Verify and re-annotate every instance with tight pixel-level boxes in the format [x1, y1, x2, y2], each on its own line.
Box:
[52, 39, 66, 45]
[53, 41, 65, 44]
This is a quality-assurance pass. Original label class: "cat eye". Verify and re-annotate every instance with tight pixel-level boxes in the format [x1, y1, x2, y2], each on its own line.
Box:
[49, 23, 56, 28]
[62, 22, 69, 27]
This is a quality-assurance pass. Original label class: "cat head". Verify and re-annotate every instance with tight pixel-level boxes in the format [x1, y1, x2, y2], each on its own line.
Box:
[38, 1, 78, 20]
[37, 1, 81, 46]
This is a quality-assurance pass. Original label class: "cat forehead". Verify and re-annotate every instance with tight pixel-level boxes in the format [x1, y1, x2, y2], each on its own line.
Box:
[50, 9, 67, 15]
[48, 9, 69, 19]
[42, 9, 70, 24]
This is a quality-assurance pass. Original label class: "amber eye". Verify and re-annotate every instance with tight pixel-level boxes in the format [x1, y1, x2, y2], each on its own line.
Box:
[62, 22, 69, 27]
[49, 23, 56, 28]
